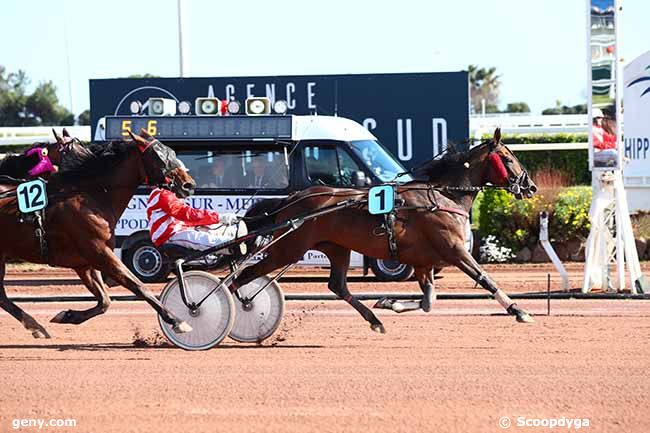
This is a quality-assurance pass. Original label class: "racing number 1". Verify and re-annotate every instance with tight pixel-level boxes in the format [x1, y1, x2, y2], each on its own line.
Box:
[374, 188, 386, 210]
[368, 185, 394, 215]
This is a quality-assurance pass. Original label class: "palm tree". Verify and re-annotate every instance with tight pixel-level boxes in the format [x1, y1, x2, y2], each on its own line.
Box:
[468, 65, 501, 114]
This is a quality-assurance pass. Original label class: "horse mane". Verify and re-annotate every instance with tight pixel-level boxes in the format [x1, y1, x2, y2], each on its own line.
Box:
[409, 140, 470, 181]
[56, 140, 133, 183]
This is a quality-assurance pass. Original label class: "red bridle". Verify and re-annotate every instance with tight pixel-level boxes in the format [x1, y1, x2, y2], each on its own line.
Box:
[488, 153, 508, 182]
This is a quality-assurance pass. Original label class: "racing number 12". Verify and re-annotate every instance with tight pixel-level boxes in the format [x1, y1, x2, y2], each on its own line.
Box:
[19, 183, 44, 208]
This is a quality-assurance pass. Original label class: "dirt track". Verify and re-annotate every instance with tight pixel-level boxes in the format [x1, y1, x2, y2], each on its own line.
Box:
[2, 264, 650, 433]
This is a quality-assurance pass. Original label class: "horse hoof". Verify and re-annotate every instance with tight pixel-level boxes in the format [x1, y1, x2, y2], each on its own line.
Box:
[371, 323, 386, 334]
[31, 328, 51, 339]
[421, 301, 432, 313]
[50, 310, 69, 324]
[373, 297, 392, 309]
[173, 321, 193, 334]
[516, 312, 535, 324]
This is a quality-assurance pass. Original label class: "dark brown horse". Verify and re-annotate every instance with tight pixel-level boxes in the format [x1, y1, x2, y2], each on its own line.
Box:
[0, 130, 197, 338]
[235, 129, 537, 333]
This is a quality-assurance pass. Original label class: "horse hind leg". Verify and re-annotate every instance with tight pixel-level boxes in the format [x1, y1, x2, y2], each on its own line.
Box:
[51, 268, 110, 325]
[0, 256, 51, 338]
[320, 244, 386, 333]
[374, 267, 434, 314]
[417, 267, 435, 312]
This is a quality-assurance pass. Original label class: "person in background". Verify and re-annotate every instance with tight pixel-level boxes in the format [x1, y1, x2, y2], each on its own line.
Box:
[592, 108, 617, 151]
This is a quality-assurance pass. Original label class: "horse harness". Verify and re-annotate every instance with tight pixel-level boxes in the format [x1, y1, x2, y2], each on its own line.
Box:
[0, 175, 50, 262]
[373, 185, 470, 261]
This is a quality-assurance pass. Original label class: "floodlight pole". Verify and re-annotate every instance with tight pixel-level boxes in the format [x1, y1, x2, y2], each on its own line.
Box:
[178, 0, 189, 77]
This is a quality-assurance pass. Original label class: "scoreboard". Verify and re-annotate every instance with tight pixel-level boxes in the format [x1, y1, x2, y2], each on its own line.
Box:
[105, 115, 293, 141]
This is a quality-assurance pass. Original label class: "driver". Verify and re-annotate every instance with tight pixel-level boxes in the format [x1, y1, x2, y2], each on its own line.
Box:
[146, 185, 246, 253]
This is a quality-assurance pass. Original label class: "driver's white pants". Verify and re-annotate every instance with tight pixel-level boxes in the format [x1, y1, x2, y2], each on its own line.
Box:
[166, 222, 247, 251]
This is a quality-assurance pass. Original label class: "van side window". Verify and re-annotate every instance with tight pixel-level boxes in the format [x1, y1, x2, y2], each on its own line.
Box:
[177, 149, 289, 190]
[304, 146, 363, 187]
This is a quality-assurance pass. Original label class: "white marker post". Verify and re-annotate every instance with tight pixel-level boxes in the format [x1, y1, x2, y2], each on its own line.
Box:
[582, 0, 648, 293]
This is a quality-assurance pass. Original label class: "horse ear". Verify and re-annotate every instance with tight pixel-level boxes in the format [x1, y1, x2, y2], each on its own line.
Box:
[128, 130, 150, 152]
[62, 128, 71, 138]
[493, 128, 501, 146]
[127, 130, 139, 142]
[52, 128, 64, 144]
[139, 128, 154, 141]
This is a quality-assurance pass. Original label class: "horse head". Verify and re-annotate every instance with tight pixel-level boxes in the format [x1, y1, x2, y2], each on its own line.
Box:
[128, 129, 196, 198]
[480, 128, 537, 198]
[51, 128, 93, 165]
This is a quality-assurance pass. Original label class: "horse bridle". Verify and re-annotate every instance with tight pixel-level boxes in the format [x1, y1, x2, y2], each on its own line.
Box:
[138, 139, 189, 193]
[487, 147, 536, 198]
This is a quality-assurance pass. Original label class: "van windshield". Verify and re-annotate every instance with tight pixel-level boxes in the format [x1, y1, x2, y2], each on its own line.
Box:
[348, 140, 413, 182]
[177, 148, 289, 190]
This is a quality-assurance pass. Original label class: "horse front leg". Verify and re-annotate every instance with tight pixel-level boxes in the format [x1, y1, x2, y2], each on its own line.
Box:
[0, 254, 51, 338]
[51, 267, 111, 325]
[90, 245, 193, 334]
[449, 247, 534, 323]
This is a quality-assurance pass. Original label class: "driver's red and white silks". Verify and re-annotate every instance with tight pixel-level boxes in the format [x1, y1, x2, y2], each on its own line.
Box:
[488, 153, 508, 182]
[146, 188, 221, 247]
[166, 222, 247, 251]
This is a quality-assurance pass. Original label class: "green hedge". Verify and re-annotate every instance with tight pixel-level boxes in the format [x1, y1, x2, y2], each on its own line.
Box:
[481, 133, 590, 185]
[476, 186, 592, 251]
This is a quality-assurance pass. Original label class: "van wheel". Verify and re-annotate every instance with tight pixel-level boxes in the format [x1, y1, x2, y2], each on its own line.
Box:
[369, 258, 413, 282]
[123, 240, 170, 283]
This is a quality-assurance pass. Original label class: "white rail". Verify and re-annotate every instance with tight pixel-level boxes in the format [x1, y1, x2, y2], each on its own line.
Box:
[0, 126, 90, 146]
[470, 114, 589, 135]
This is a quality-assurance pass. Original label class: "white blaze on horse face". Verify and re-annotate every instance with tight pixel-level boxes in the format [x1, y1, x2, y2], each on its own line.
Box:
[495, 289, 514, 309]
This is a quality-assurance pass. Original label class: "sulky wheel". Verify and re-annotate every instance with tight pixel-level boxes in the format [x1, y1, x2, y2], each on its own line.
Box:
[158, 271, 235, 351]
[229, 276, 285, 343]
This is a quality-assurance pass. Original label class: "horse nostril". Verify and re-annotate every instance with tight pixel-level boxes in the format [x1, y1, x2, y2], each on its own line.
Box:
[183, 182, 194, 190]
[530, 185, 538, 193]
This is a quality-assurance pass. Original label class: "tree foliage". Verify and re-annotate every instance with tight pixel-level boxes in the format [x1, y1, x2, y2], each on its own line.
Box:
[542, 100, 587, 115]
[468, 65, 501, 114]
[505, 102, 530, 113]
[77, 109, 91, 125]
[0, 66, 74, 126]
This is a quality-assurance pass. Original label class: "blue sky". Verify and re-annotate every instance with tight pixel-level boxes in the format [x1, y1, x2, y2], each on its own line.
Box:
[2, 0, 649, 116]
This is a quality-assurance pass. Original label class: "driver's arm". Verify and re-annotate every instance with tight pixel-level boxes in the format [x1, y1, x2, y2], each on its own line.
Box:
[157, 189, 220, 226]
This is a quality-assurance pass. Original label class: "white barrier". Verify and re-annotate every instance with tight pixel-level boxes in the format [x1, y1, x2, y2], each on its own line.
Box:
[0, 126, 90, 146]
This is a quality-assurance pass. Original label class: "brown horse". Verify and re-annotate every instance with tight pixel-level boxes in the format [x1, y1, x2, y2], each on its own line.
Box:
[235, 129, 537, 333]
[0, 130, 197, 338]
